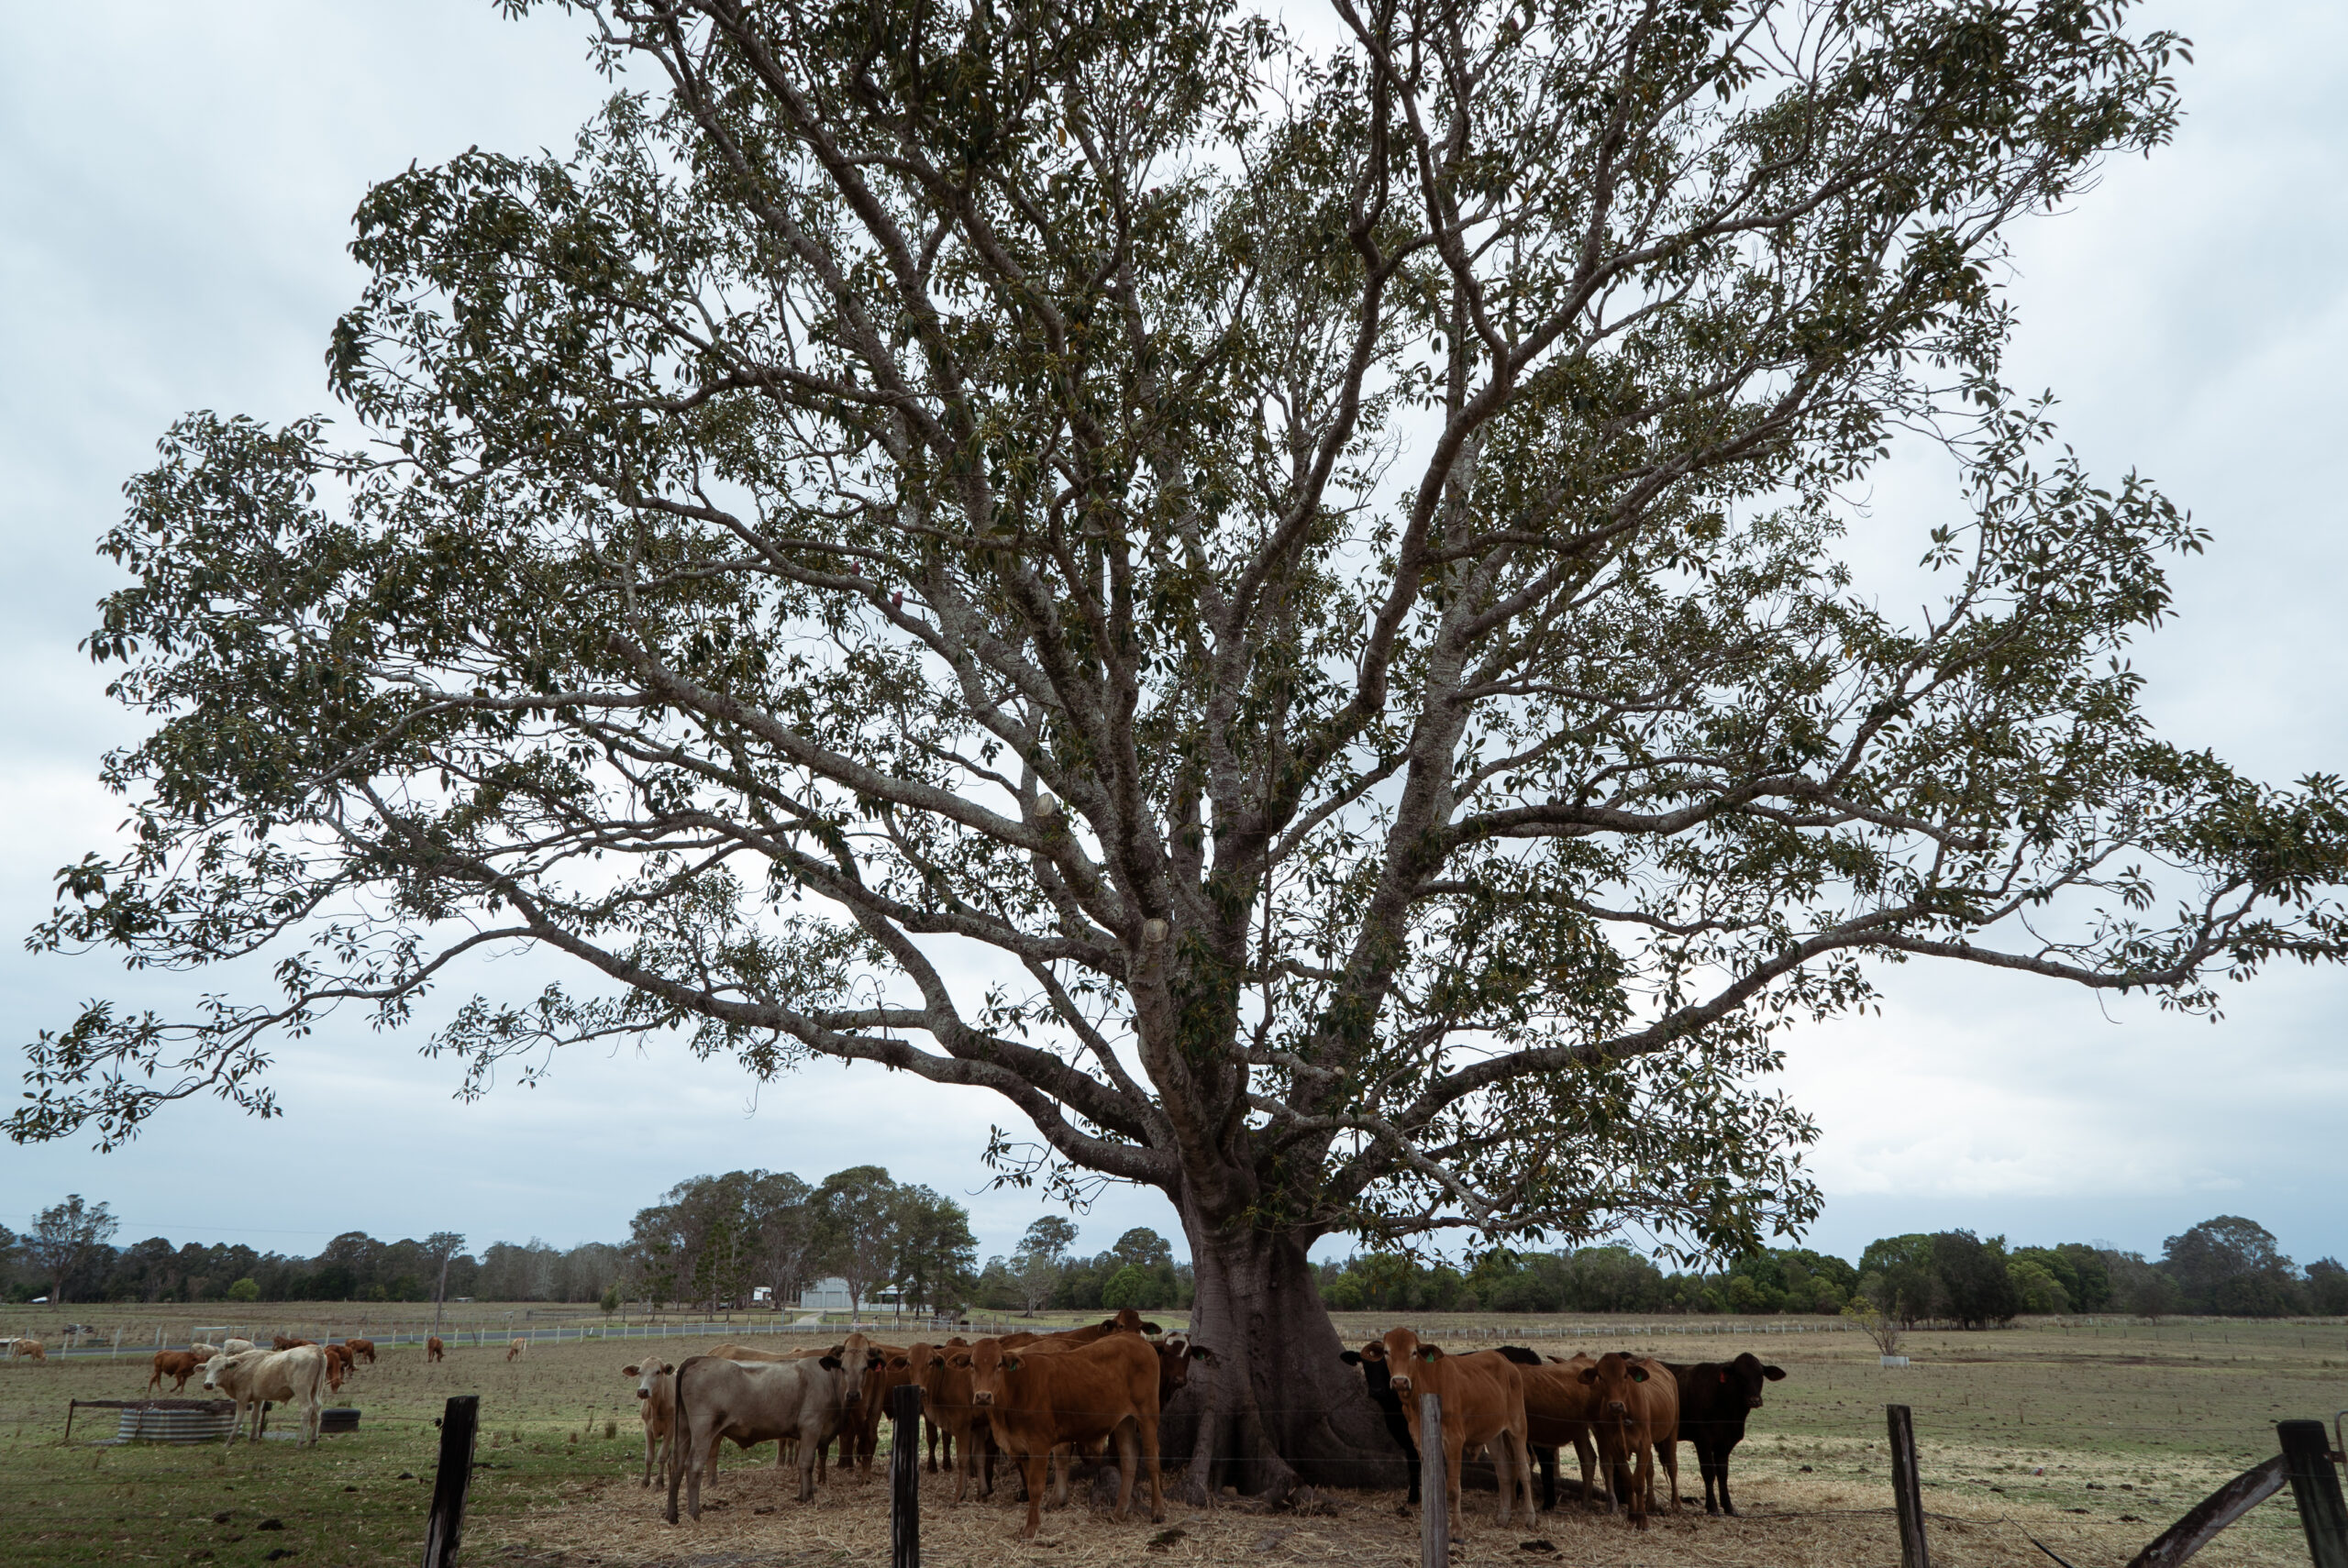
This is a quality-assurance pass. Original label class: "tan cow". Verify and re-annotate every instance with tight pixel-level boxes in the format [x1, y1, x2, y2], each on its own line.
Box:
[506, 1337, 528, 1362]
[665, 1351, 858, 1521]
[203, 1346, 326, 1446]
[962, 1333, 1164, 1540]
[8, 1338, 46, 1363]
[1379, 1327, 1536, 1536]
[1578, 1352, 1680, 1529]
[148, 1350, 203, 1394]
[622, 1359, 678, 1487]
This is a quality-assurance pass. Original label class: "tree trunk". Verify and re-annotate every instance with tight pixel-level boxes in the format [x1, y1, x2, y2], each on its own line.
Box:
[1164, 1206, 1408, 1502]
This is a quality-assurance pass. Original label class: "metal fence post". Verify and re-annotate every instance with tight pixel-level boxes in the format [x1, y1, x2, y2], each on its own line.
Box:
[1888, 1404, 1931, 1568]
[891, 1382, 924, 1568]
[422, 1395, 482, 1568]
[1419, 1392, 1447, 1568]
[2278, 1420, 2348, 1568]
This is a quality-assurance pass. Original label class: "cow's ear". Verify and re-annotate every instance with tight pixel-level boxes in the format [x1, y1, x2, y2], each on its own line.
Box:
[1416, 1346, 1443, 1363]
[827, 1342, 846, 1357]
[1001, 1354, 1021, 1371]
[1717, 1370, 1729, 1384]
[948, 1353, 972, 1367]
[623, 1365, 639, 1376]
[1763, 1365, 1787, 1381]
[1140, 1320, 1162, 1334]
[1358, 1343, 1386, 1364]
[1629, 1365, 1649, 1383]
[889, 1355, 910, 1369]
[1340, 1350, 1364, 1365]
[818, 1355, 843, 1370]
[1187, 1344, 1214, 1362]
[1578, 1365, 1600, 1386]
[927, 1354, 946, 1368]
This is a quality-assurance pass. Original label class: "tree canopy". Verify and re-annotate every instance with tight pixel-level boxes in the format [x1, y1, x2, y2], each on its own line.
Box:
[19, 0, 2348, 1491]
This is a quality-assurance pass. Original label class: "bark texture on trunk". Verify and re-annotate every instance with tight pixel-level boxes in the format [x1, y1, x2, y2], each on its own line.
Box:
[1163, 1204, 1409, 1501]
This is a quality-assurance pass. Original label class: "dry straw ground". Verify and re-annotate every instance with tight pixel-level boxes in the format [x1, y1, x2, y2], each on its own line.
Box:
[2, 1310, 2339, 1566]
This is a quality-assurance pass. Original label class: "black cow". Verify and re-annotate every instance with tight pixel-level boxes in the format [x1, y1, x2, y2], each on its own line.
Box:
[1340, 1342, 1422, 1504]
[1665, 1353, 1786, 1515]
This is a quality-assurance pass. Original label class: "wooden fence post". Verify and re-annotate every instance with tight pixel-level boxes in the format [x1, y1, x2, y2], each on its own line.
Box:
[1420, 1392, 1448, 1568]
[1888, 1404, 1931, 1568]
[2277, 1420, 2348, 1568]
[891, 1382, 923, 1568]
[422, 1395, 481, 1568]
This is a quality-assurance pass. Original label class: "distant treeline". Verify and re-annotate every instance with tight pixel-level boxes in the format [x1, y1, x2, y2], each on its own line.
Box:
[12, 1187, 2342, 1325]
[2, 1197, 626, 1306]
[1313, 1215, 2348, 1325]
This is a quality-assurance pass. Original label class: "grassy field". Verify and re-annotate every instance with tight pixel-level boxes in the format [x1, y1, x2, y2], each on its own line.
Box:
[1, 1310, 2340, 1566]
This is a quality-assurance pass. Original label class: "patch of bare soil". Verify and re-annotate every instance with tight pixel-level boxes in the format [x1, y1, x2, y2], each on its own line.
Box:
[477, 1459, 2309, 1568]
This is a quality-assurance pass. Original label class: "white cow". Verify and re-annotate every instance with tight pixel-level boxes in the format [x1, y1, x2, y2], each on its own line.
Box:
[202, 1347, 326, 1445]
[188, 1341, 223, 1357]
[220, 1338, 257, 1356]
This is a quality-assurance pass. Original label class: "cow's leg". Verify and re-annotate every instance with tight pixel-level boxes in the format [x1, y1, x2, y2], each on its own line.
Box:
[797, 1435, 820, 1503]
[1570, 1426, 1597, 1508]
[1018, 1451, 1048, 1540]
[1716, 1433, 1739, 1517]
[1661, 1432, 1681, 1512]
[1534, 1442, 1556, 1510]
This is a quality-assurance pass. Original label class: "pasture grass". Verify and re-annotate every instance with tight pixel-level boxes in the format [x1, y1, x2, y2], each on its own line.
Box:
[0, 1311, 2338, 1565]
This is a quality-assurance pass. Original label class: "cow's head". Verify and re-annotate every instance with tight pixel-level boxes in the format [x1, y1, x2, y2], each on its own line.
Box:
[1101, 1309, 1164, 1336]
[623, 1360, 672, 1401]
[1718, 1351, 1787, 1410]
[1578, 1351, 1652, 1420]
[1379, 1329, 1434, 1398]
[1155, 1333, 1214, 1391]
[198, 1353, 232, 1392]
[965, 1339, 1022, 1408]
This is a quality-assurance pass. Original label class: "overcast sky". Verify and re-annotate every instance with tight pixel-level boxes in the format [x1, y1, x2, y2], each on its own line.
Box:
[2, 2, 2342, 1273]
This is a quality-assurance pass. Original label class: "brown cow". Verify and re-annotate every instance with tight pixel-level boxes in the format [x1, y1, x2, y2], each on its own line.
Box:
[506, 1337, 528, 1363]
[271, 1335, 314, 1352]
[1577, 1352, 1680, 1529]
[1501, 1348, 1601, 1508]
[148, 1350, 202, 1394]
[1379, 1328, 1537, 1536]
[916, 1341, 994, 1504]
[343, 1337, 377, 1365]
[623, 1359, 679, 1487]
[962, 1333, 1163, 1540]
[321, 1342, 354, 1392]
[426, 1335, 445, 1363]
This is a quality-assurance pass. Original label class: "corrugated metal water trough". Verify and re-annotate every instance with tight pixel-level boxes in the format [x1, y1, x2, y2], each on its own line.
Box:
[65, 1398, 238, 1443]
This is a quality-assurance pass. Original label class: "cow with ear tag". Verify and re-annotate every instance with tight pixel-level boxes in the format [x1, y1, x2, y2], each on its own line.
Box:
[1378, 1327, 1537, 1537]
[1578, 1352, 1680, 1529]
[1661, 1353, 1786, 1515]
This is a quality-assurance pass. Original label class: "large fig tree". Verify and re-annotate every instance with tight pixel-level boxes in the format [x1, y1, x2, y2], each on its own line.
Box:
[21, 0, 2347, 1495]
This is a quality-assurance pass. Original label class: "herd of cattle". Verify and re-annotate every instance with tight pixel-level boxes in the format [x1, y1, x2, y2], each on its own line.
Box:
[619, 1312, 1788, 1540]
[20, 1313, 1790, 1540]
